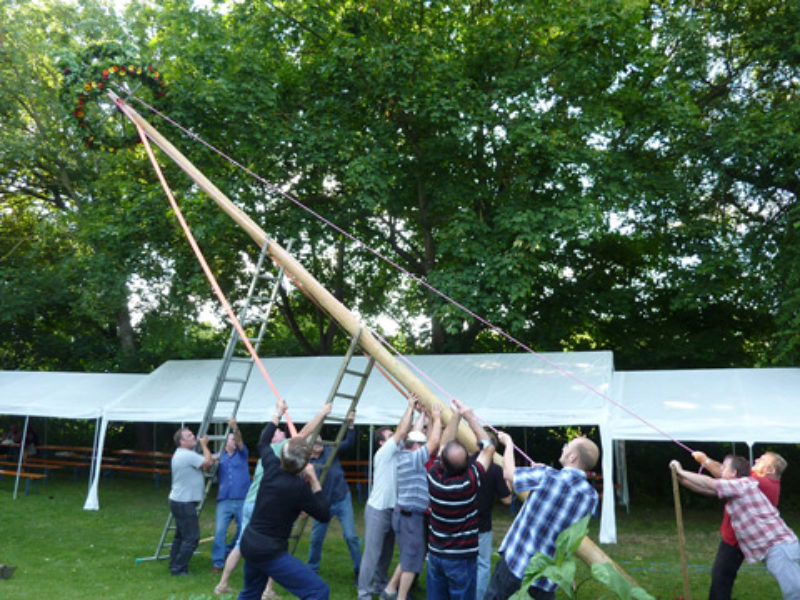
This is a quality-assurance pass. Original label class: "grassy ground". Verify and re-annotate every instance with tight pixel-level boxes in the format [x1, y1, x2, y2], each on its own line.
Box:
[0, 472, 794, 599]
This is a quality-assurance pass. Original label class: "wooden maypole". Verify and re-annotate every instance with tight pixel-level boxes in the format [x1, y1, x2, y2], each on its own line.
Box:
[111, 91, 634, 581]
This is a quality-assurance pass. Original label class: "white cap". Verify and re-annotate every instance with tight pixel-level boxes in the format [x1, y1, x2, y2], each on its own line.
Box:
[406, 431, 427, 444]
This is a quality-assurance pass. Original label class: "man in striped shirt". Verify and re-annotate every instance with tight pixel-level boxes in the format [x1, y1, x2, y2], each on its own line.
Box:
[382, 402, 442, 600]
[672, 456, 800, 599]
[486, 433, 599, 600]
[427, 398, 496, 599]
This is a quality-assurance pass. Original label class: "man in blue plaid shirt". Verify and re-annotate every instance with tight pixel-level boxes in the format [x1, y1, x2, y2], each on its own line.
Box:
[485, 432, 599, 600]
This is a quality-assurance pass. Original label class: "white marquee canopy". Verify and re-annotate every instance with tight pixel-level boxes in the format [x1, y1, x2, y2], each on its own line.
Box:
[4, 354, 800, 544]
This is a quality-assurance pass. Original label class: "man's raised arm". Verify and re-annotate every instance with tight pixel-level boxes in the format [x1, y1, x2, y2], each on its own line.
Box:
[691, 451, 723, 478]
[391, 394, 417, 445]
[497, 432, 516, 488]
[298, 402, 333, 439]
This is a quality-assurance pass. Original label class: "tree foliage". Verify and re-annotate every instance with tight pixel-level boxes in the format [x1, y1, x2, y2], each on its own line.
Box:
[1, 0, 799, 373]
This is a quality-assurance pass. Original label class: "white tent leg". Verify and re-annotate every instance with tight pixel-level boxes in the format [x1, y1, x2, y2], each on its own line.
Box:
[12, 415, 29, 500]
[367, 424, 374, 499]
[598, 424, 617, 543]
[83, 416, 109, 510]
[87, 416, 102, 495]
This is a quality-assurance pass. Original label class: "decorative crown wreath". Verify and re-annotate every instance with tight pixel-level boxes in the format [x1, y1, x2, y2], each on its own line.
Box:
[63, 60, 166, 152]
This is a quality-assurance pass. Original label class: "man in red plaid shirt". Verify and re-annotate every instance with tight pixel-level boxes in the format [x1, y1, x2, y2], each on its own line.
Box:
[672, 455, 800, 599]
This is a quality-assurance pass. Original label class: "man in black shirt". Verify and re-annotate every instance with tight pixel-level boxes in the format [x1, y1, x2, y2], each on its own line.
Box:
[475, 438, 511, 600]
[238, 397, 331, 599]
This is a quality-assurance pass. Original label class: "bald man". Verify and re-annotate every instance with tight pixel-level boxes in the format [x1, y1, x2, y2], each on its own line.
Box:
[485, 434, 600, 600]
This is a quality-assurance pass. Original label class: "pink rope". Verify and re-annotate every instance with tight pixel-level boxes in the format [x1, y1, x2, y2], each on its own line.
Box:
[121, 99, 298, 437]
[122, 90, 695, 456]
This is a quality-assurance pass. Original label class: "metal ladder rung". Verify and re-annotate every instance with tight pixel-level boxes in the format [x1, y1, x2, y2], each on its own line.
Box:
[334, 392, 357, 400]
[323, 416, 348, 423]
[223, 377, 249, 384]
[216, 397, 240, 403]
[344, 368, 369, 377]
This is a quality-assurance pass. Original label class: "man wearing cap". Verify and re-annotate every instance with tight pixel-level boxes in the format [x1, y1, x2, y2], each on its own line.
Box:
[381, 402, 442, 600]
[306, 409, 361, 579]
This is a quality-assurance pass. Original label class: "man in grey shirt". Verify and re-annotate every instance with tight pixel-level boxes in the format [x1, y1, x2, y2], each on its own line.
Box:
[169, 427, 213, 575]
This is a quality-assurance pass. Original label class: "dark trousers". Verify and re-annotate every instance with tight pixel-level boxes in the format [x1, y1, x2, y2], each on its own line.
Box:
[169, 500, 199, 575]
[484, 556, 554, 600]
[238, 551, 329, 599]
[709, 539, 745, 600]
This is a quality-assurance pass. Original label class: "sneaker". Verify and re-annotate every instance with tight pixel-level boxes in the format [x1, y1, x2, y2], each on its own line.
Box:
[214, 583, 236, 595]
[0, 565, 16, 580]
[379, 590, 398, 600]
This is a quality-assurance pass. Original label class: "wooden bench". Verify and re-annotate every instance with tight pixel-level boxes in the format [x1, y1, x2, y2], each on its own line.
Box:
[100, 463, 171, 490]
[0, 469, 48, 496]
[341, 460, 370, 503]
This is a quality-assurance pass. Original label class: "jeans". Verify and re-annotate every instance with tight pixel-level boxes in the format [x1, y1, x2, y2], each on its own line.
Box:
[765, 541, 800, 600]
[307, 489, 361, 573]
[357, 505, 395, 599]
[169, 500, 199, 575]
[235, 500, 255, 552]
[484, 555, 554, 600]
[477, 531, 493, 600]
[238, 551, 329, 600]
[709, 539, 744, 600]
[427, 553, 477, 600]
[213, 498, 244, 567]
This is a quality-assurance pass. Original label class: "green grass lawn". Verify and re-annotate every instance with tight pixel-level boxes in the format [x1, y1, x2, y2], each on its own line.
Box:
[0, 472, 794, 599]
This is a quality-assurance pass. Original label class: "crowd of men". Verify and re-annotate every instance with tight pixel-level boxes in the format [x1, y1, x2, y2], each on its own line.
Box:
[168, 393, 601, 600]
[165, 392, 800, 600]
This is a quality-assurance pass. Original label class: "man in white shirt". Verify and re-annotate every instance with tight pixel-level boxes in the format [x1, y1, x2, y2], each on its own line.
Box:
[357, 395, 416, 599]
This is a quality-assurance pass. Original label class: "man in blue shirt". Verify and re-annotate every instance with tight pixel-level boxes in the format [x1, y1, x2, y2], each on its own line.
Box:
[307, 409, 361, 579]
[212, 416, 251, 572]
[486, 432, 599, 600]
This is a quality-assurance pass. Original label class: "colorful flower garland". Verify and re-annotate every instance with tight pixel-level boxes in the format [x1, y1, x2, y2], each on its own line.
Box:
[67, 63, 166, 152]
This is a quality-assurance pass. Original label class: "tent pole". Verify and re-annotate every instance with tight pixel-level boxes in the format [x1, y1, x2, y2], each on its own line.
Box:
[110, 91, 630, 579]
[13, 415, 29, 500]
[88, 417, 101, 494]
[368, 424, 374, 499]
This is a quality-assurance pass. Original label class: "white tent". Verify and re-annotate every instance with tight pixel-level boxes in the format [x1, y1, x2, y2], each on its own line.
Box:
[81, 352, 615, 520]
[13, 357, 800, 544]
[0, 371, 147, 498]
[0, 352, 617, 539]
[0, 371, 146, 419]
[606, 367, 800, 543]
[98, 352, 614, 426]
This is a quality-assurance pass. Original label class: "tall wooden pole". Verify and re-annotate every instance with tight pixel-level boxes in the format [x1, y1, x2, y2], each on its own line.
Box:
[671, 464, 692, 599]
[111, 91, 634, 580]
